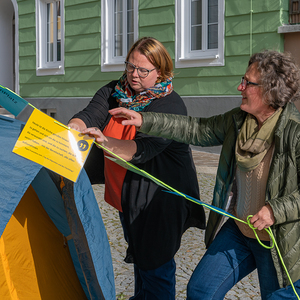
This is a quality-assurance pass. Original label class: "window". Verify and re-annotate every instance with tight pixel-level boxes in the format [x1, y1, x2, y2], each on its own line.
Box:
[36, 0, 64, 76]
[101, 0, 138, 72]
[41, 108, 57, 119]
[175, 0, 224, 68]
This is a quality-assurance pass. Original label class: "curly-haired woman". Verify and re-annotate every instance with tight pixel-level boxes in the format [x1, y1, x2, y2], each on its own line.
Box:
[110, 50, 300, 300]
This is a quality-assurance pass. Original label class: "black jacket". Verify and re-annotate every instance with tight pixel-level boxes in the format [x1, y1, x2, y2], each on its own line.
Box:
[72, 81, 206, 270]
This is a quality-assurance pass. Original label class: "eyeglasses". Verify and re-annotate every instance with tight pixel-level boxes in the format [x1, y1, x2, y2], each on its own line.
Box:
[240, 77, 260, 90]
[124, 61, 156, 78]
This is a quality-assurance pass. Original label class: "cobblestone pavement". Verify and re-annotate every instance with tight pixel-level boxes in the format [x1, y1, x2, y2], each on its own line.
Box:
[93, 151, 261, 299]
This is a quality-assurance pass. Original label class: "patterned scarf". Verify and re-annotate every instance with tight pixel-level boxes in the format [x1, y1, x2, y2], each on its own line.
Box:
[235, 108, 282, 172]
[112, 74, 173, 111]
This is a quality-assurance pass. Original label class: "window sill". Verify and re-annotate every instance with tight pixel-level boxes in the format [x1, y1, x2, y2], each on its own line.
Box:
[175, 55, 224, 68]
[36, 66, 64, 76]
[278, 24, 300, 33]
[101, 62, 125, 73]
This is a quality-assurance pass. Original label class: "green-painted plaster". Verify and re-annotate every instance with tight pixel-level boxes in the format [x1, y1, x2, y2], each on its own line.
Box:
[173, 75, 242, 96]
[162, 41, 175, 60]
[65, 0, 100, 7]
[226, 0, 282, 17]
[19, 27, 35, 43]
[19, 56, 36, 71]
[65, 49, 100, 67]
[280, 1, 289, 25]
[16, 0, 288, 99]
[174, 56, 249, 79]
[65, 33, 101, 52]
[138, 0, 174, 10]
[19, 13, 35, 29]
[252, 32, 284, 53]
[226, 34, 254, 56]
[66, 18, 100, 36]
[17, 0, 35, 15]
[65, 2, 101, 21]
[139, 24, 175, 42]
[252, 11, 282, 33]
[139, 6, 174, 27]
[19, 42, 36, 57]
[226, 11, 282, 37]
[20, 81, 110, 98]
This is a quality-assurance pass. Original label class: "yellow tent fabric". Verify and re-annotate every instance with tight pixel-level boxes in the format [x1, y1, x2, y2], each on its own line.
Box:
[0, 185, 87, 300]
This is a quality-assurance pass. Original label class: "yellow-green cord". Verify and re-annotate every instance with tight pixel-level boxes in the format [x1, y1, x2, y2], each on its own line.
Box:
[96, 141, 300, 299]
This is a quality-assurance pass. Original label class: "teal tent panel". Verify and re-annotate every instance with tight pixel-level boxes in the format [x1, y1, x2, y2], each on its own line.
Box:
[0, 116, 42, 236]
[0, 115, 115, 300]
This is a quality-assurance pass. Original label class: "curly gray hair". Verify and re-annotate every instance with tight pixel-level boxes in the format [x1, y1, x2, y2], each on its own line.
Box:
[248, 50, 300, 108]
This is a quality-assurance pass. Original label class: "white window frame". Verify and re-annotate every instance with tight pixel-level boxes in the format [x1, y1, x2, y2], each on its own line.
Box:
[36, 0, 64, 76]
[101, 0, 138, 72]
[175, 0, 224, 68]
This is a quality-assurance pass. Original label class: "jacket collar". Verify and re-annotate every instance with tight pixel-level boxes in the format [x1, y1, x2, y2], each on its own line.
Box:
[232, 108, 247, 131]
[274, 102, 299, 137]
[232, 102, 300, 136]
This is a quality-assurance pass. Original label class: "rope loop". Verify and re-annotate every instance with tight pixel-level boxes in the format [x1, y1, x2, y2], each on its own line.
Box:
[96, 142, 300, 300]
[246, 215, 299, 299]
[246, 215, 273, 249]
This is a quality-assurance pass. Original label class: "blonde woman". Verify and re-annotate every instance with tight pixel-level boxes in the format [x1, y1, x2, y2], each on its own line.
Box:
[69, 37, 205, 300]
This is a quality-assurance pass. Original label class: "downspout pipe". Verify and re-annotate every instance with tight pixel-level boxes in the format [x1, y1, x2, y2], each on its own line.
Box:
[250, 0, 253, 56]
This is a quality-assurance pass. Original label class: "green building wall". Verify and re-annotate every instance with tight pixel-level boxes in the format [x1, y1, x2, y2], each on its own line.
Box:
[16, 0, 288, 128]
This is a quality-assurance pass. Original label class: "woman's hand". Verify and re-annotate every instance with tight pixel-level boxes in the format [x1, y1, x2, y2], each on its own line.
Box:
[109, 107, 143, 128]
[68, 118, 87, 132]
[82, 126, 137, 161]
[250, 204, 275, 230]
[82, 127, 108, 146]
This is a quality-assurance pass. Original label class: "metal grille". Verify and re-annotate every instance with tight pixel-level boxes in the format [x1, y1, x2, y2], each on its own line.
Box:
[290, 0, 300, 24]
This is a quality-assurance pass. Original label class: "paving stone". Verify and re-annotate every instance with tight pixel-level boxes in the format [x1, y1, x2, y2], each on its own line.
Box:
[93, 151, 261, 299]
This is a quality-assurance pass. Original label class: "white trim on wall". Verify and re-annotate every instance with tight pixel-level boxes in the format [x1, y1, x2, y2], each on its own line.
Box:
[175, 0, 225, 68]
[35, 0, 65, 76]
[101, 0, 138, 72]
[11, 0, 19, 94]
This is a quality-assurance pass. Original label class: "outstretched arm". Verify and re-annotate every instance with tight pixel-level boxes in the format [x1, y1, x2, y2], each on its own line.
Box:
[82, 127, 137, 162]
[109, 107, 143, 128]
[68, 118, 137, 161]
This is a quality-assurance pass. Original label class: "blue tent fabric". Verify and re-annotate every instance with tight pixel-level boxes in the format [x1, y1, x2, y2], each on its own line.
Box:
[0, 118, 42, 234]
[0, 115, 115, 300]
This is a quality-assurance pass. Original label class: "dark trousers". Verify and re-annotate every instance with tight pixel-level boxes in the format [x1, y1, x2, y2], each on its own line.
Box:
[119, 212, 176, 299]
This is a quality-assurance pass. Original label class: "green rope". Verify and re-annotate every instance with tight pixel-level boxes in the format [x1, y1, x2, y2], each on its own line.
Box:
[95, 141, 299, 298]
[246, 216, 300, 299]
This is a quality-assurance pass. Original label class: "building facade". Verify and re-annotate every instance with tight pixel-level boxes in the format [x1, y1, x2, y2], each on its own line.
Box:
[1, 0, 298, 132]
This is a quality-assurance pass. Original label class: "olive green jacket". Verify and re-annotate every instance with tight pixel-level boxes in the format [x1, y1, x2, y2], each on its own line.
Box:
[140, 102, 300, 288]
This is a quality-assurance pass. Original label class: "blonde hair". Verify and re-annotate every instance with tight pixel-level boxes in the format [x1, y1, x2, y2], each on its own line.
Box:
[125, 37, 173, 82]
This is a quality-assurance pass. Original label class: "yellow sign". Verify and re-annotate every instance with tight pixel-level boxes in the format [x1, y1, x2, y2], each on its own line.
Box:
[13, 108, 94, 182]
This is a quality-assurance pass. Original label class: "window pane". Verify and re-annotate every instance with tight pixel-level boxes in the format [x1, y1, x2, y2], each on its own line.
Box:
[115, 0, 122, 12]
[208, 24, 218, 49]
[127, 0, 133, 10]
[112, 0, 135, 58]
[115, 35, 123, 56]
[191, 25, 202, 50]
[191, 0, 202, 25]
[208, 0, 218, 23]
[47, 3, 54, 62]
[127, 33, 134, 52]
[127, 0, 134, 52]
[127, 10, 133, 34]
[191, 0, 202, 51]
[114, 0, 123, 57]
[56, 1, 61, 61]
[115, 12, 123, 34]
